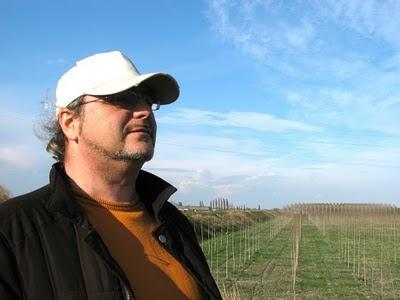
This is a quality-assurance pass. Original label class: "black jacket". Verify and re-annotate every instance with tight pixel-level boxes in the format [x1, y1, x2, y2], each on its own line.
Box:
[0, 163, 221, 299]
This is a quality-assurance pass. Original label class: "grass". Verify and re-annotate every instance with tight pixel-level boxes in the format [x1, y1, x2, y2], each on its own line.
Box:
[184, 208, 400, 299]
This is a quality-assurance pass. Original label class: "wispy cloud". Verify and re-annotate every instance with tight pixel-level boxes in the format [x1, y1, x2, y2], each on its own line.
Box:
[208, 0, 400, 58]
[286, 83, 400, 136]
[283, 19, 316, 51]
[208, 1, 314, 64]
[149, 133, 400, 207]
[207, 0, 400, 138]
[312, 0, 400, 46]
[0, 109, 53, 195]
[0, 145, 35, 168]
[158, 108, 321, 132]
[206, 0, 400, 85]
[146, 123, 400, 207]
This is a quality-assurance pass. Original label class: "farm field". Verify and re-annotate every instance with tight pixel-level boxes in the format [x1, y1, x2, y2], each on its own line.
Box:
[185, 204, 400, 299]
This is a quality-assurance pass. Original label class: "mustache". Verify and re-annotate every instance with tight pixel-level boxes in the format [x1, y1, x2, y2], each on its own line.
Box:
[124, 122, 155, 136]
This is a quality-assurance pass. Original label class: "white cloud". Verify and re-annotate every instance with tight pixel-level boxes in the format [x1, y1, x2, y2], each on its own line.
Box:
[149, 142, 400, 207]
[145, 125, 400, 207]
[145, 130, 284, 205]
[0, 109, 54, 196]
[207, 0, 323, 63]
[284, 19, 316, 51]
[208, 0, 270, 60]
[151, 132, 278, 176]
[0, 145, 34, 168]
[313, 0, 400, 45]
[286, 82, 400, 136]
[158, 108, 321, 132]
[208, 0, 400, 58]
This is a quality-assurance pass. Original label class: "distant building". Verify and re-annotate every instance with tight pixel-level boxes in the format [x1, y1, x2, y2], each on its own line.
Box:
[171, 201, 211, 211]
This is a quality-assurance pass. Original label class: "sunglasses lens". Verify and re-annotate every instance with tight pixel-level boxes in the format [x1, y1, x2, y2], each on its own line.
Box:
[110, 94, 131, 107]
[105, 92, 159, 111]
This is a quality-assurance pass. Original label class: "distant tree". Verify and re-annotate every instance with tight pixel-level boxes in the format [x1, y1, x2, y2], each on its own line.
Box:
[0, 184, 11, 203]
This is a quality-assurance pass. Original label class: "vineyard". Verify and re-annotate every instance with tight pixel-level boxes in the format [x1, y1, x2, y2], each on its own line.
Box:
[185, 203, 400, 299]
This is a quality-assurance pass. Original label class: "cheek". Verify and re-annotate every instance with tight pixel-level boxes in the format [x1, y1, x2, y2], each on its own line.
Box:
[81, 113, 120, 139]
[102, 110, 128, 132]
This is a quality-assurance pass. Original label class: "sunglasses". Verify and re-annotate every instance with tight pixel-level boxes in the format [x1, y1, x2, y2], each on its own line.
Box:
[79, 90, 160, 111]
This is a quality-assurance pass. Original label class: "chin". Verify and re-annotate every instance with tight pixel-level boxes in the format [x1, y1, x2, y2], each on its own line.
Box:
[110, 150, 154, 162]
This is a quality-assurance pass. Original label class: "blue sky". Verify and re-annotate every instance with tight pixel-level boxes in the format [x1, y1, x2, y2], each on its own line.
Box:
[1, 0, 399, 208]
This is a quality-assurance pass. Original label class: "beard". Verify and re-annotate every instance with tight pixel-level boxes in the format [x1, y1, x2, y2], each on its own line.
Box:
[105, 148, 154, 162]
[84, 139, 154, 162]
[80, 131, 155, 163]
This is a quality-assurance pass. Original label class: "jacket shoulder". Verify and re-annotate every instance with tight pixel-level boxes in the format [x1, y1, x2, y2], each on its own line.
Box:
[0, 185, 50, 213]
[0, 185, 51, 235]
[162, 202, 188, 221]
[162, 202, 196, 236]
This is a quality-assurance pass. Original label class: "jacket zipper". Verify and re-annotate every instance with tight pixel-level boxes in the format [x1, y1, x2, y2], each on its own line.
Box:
[81, 226, 136, 300]
[123, 283, 134, 300]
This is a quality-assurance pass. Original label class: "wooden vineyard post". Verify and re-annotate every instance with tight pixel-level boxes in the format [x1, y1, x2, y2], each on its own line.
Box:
[225, 222, 229, 279]
[231, 216, 235, 274]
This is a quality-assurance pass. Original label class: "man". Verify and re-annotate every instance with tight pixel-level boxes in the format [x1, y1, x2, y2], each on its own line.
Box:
[0, 51, 221, 299]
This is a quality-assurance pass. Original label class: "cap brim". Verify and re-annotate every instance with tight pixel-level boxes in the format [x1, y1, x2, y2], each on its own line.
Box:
[86, 72, 179, 105]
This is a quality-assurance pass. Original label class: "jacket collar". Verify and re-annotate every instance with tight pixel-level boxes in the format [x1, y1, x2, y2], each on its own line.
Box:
[46, 163, 177, 222]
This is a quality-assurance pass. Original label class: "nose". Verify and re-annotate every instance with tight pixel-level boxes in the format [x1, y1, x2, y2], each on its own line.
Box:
[132, 100, 153, 119]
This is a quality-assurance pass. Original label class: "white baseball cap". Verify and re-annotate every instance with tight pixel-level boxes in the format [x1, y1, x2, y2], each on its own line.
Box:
[55, 51, 179, 114]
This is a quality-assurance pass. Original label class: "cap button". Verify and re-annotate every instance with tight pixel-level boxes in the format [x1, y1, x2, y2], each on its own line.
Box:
[158, 234, 167, 244]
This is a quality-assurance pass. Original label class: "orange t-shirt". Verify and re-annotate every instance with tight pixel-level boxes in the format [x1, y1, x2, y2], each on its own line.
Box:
[77, 196, 202, 300]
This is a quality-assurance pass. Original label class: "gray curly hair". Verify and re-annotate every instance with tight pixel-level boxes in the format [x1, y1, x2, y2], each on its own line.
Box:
[39, 96, 85, 161]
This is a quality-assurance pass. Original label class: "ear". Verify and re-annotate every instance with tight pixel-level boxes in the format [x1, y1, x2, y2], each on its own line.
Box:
[58, 109, 81, 142]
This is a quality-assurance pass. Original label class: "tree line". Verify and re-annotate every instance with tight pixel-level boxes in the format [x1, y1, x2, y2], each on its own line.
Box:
[0, 184, 10, 203]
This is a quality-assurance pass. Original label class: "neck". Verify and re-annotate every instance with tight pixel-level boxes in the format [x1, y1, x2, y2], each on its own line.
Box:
[64, 153, 144, 203]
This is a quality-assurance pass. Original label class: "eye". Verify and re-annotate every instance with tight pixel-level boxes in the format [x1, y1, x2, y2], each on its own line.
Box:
[102, 91, 160, 111]
[117, 93, 133, 105]
[106, 93, 136, 107]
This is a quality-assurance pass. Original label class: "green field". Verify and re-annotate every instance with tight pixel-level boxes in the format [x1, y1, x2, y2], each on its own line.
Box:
[185, 204, 400, 299]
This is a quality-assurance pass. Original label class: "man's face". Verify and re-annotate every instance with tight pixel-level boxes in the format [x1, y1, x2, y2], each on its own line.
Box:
[76, 92, 157, 163]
